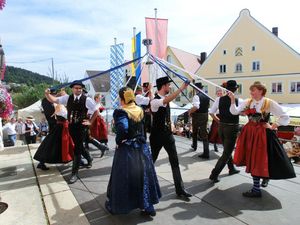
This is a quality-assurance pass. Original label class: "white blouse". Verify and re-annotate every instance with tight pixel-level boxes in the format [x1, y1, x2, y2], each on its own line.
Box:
[230, 97, 290, 126]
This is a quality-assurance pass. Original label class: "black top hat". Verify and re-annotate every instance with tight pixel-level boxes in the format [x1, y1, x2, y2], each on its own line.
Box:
[69, 80, 85, 88]
[49, 88, 57, 94]
[155, 77, 172, 88]
[226, 80, 239, 90]
[142, 82, 149, 88]
[195, 82, 204, 89]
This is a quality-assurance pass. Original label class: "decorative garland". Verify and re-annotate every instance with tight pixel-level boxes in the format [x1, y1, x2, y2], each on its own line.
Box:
[0, 85, 13, 118]
[0, 0, 6, 10]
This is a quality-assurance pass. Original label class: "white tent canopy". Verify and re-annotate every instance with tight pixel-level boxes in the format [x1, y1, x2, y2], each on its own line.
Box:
[17, 100, 44, 123]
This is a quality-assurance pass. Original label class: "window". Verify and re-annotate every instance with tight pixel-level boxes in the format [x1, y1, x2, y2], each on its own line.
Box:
[235, 63, 243, 73]
[235, 47, 243, 56]
[188, 90, 193, 98]
[223, 50, 227, 55]
[290, 81, 300, 93]
[271, 82, 283, 94]
[175, 96, 181, 102]
[252, 61, 260, 71]
[252, 46, 256, 51]
[203, 85, 208, 94]
[236, 84, 242, 95]
[219, 64, 226, 73]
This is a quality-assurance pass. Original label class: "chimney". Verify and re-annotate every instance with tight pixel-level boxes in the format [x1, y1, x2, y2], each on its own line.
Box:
[200, 52, 207, 64]
[272, 27, 278, 37]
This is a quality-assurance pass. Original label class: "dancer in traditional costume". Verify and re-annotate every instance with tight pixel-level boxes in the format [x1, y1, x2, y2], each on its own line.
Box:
[90, 93, 108, 145]
[208, 80, 241, 183]
[44, 80, 97, 183]
[34, 104, 74, 164]
[150, 77, 192, 198]
[229, 81, 296, 197]
[105, 87, 161, 216]
[208, 87, 223, 152]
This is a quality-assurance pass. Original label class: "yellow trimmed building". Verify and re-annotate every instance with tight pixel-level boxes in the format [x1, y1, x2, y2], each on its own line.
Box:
[196, 9, 300, 104]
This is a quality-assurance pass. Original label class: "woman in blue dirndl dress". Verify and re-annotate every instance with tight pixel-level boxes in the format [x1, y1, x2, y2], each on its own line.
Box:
[105, 87, 161, 216]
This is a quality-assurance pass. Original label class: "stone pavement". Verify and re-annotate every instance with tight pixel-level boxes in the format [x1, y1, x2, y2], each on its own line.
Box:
[1, 135, 300, 225]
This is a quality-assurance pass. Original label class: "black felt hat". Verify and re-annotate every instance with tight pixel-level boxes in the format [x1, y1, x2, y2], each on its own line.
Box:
[226, 80, 239, 90]
[69, 80, 85, 88]
[195, 82, 204, 89]
[155, 77, 172, 87]
[142, 82, 149, 88]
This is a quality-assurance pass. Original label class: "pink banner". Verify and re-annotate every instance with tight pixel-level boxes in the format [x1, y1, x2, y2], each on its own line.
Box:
[145, 17, 168, 60]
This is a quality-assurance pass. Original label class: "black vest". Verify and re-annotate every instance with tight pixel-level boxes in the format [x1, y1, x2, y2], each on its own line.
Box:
[196, 92, 210, 113]
[218, 95, 239, 124]
[151, 94, 171, 133]
[66, 94, 88, 124]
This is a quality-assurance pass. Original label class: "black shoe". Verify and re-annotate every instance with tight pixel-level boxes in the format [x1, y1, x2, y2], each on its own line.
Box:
[190, 145, 196, 151]
[86, 160, 92, 169]
[261, 179, 269, 188]
[228, 169, 240, 176]
[69, 174, 78, 184]
[242, 190, 262, 198]
[141, 210, 156, 217]
[198, 154, 209, 159]
[176, 189, 192, 198]
[214, 145, 218, 152]
[37, 163, 49, 171]
[209, 174, 220, 183]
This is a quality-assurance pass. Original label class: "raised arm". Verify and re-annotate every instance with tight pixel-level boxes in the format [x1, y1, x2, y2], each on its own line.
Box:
[163, 81, 189, 105]
[45, 89, 59, 104]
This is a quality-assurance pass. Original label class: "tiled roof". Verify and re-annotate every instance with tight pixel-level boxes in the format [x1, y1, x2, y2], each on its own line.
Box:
[168, 46, 201, 73]
[86, 70, 110, 92]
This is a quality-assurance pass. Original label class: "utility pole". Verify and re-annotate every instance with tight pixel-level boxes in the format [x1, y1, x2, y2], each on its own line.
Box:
[51, 57, 55, 85]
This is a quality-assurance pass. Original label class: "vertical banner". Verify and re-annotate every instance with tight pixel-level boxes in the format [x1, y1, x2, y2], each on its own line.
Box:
[145, 17, 168, 59]
[110, 43, 124, 109]
[145, 17, 168, 86]
[131, 32, 142, 84]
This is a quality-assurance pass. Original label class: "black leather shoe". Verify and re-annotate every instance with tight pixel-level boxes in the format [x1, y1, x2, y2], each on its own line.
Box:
[176, 189, 192, 198]
[86, 160, 92, 169]
[141, 210, 156, 217]
[229, 169, 240, 176]
[261, 179, 269, 188]
[242, 190, 262, 198]
[37, 163, 49, 171]
[190, 145, 197, 151]
[198, 154, 209, 159]
[209, 174, 220, 183]
[69, 174, 78, 184]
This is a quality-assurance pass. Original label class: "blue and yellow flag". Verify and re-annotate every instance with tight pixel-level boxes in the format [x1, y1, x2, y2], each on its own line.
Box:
[131, 32, 141, 84]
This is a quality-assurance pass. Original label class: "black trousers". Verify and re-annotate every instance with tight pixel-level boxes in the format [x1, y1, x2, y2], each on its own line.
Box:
[25, 135, 36, 144]
[150, 130, 185, 193]
[211, 122, 239, 176]
[69, 123, 92, 174]
[192, 112, 208, 149]
[143, 113, 152, 140]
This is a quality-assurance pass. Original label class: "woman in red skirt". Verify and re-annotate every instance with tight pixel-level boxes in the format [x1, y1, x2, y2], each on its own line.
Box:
[208, 88, 223, 152]
[228, 81, 295, 197]
[90, 93, 108, 145]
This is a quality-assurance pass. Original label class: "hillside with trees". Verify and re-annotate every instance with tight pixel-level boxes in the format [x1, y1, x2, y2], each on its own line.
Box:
[3, 66, 54, 85]
[2, 66, 67, 109]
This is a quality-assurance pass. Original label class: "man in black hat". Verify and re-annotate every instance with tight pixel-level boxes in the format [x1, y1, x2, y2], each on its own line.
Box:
[150, 76, 192, 198]
[45, 80, 98, 183]
[135, 82, 153, 139]
[208, 80, 241, 182]
[189, 82, 210, 159]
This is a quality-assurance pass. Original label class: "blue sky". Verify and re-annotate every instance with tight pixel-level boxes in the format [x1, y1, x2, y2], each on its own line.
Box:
[0, 0, 299, 81]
